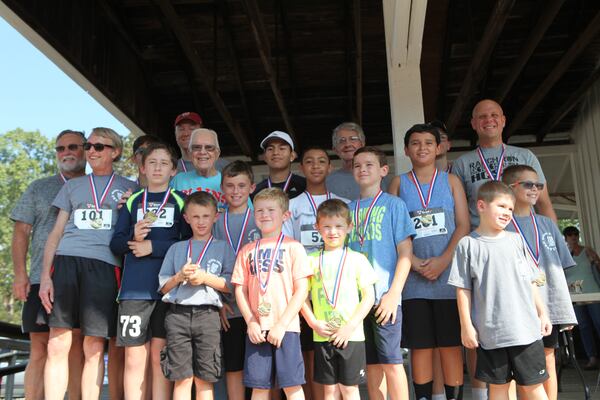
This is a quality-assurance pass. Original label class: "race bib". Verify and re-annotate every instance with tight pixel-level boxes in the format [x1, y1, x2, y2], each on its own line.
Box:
[410, 207, 447, 239]
[74, 209, 113, 230]
[136, 206, 175, 227]
[300, 224, 323, 247]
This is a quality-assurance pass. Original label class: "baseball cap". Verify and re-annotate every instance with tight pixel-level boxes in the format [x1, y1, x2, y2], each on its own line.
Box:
[174, 112, 203, 127]
[260, 131, 295, 151]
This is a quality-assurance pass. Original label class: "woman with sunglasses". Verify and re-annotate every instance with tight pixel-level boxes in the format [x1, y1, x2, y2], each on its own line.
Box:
[39, 127, 138, 400]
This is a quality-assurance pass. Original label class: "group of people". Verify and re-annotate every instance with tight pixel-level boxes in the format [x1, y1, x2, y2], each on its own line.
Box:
[9, 99, 596, 400]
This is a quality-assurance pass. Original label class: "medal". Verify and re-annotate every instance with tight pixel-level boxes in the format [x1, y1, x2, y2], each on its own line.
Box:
[327, 311, 343, 330]
[353, 190, 383, 248]
[141, 189, 170, 224]
[477, 145, 506, 181]
[88, 173, 115, 228]
[254, 233, 285, 316]
[267, 173, 292, 193]
[224, 208, 251, 255]
[511, 210, 545, 286]
[143, 211, 158, 224]
[410, 169, 438, 209]
[319, 247, 348, 330]
[90, 218, 103, 229]
[258, 301, 272, 317]
[305, 191, 331, 217]
[535, 272, 547, 287]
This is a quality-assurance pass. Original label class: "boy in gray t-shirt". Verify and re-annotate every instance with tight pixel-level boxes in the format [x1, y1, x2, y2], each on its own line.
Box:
[448, 181, 552, 399]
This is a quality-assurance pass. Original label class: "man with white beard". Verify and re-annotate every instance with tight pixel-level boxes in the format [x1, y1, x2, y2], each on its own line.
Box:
[10, 129, 87, 400]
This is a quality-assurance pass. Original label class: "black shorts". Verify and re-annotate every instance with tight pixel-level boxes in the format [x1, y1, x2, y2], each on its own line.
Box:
[49, 255, 119, 337]
[116, 300, 168, 346]
[476, 340, 549, 386]
[300, 316, 314, 351]
[22, 284, 48, 333]
[161, 304, 222, 382]
[401, 299, 461, 348]
[314, 341, 366, 386]
[222, 317, 246, 372]
[542, 325, 559, 349]
[364, 306, 404, 365]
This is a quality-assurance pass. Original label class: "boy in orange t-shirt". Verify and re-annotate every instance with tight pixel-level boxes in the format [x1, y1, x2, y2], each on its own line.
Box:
[231, 187, 312, 400]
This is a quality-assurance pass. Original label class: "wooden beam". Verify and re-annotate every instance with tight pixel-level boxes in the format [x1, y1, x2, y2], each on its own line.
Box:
[506, 10, 600, 139]
[536, 67, 600, 142]
[445, 0, 515, 133]
[153, 0, 253, 157]
[344, 0, 354, 120]
[279, 0, 298, 117]
[242, 0, 297, 145]
[354, 0, 362, 125]
[495, 0, 565, 102]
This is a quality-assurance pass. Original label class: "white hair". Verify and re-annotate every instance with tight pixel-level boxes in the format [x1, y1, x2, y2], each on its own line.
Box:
[188, 128, 220, 152]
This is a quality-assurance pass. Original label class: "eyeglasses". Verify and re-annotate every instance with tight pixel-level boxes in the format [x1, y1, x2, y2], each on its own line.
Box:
[191, 144, 217, 153]
[512, 181, 544, 190]
[83, 142, 115, 152]
[55, 144, 83, 153]
[336, 136, 362, 145]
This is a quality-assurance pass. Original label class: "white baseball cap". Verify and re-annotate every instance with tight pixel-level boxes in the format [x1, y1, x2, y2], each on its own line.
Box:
[260, 131, 295, 151]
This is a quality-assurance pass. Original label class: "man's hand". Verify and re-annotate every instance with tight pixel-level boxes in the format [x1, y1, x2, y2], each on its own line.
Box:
[39, 278, 54, 314]
[247, 320, 266, 344]
[220, 303, 234, 331]
[133, 220, 152, 242]
[117, 188, 133, 210]
[330, 322, 355, 349]
[312, 320, 335, 339]
[128, 240, 153, 258]
[374, 291, 399, 325]
[13, 273, 30, 301]
[541, 315, 553, 337]
[267, 323, 286, 348]
[461, 324, 479, 349]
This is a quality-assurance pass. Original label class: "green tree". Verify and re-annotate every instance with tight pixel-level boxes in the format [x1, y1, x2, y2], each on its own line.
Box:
[113, 132, 138, 179]
[0, 129, 55, 323]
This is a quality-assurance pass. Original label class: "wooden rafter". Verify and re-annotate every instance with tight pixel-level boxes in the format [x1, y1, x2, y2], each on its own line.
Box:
[354, 0, 362, 125]
[505, 10, 600, 139]
[445, 0, 515, 133]
[495, 0, 565, 102]
[279, 0, 297, 117]
[242, 0, 297, 145]
[153, 0, 253, 157]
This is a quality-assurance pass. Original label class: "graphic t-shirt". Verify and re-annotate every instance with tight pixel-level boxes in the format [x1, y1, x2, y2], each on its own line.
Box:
[231, 236, 312, 332]
[309, 248, 377, 342]
[252, 174, 306, 200]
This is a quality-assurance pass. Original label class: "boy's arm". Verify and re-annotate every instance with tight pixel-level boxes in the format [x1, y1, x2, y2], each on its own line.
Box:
[532, 283, 552, 336]
[331, 283, 375, 349]
[375, 237, 412, 325]
[109, 205, 134, 256]
[267, 276, 309, 348]
[301, 298, 334, 339]
[188, 270, 230, 293]
[39, 210, 69, 313]
[235, 284, 266, 344]
[456, 287, 478, 349]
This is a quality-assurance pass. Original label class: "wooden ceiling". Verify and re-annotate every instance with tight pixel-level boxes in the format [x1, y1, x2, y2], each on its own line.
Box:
[3, 0, 600, 158]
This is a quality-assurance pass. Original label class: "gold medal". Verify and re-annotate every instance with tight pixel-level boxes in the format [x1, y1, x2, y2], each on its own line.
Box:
[144, 211, 158, 224]
[258, 301, 271, 317]
[327, 311, 343, 330]
[91, 218, 103, 229]
[535, 271, 546, 287]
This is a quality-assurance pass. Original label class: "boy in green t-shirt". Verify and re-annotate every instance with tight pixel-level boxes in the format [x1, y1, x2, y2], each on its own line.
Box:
[302, 199, 376, 399]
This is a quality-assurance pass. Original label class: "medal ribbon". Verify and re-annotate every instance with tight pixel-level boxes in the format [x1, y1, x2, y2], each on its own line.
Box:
[268, 173, 292, 193]
[254, 233, 285, 295]
[305, 191, 331, 217]
[510, 210, 541, 268]
[59, 172, 67, 183]
[180, 159, 187, 172]
[88, 173, 115, 212]
[224, 208, 251, 255]
[142, 189, 171, 216]
[354, 190, 383, 248]
[318, 247, 348, 309]
[410, 169, 438, 209]
[187, 236, 214, 270]
[477, 145, 506, 181]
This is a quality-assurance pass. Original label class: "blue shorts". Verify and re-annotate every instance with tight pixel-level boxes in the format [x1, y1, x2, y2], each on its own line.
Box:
[364, 305, 403, 365]
[243, 332, 305, 389]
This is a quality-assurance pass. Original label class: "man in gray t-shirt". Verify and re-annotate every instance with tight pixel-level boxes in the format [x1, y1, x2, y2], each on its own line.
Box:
[10, 129, 86, 400]
[452, 99, 557, 227]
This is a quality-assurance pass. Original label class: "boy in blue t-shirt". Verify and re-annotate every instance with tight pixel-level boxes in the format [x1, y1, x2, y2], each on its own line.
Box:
[347, 146, 415, 400]
[110, 143, 190, 399]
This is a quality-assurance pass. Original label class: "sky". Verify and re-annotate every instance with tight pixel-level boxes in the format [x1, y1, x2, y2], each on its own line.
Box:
[0, 16, 128, 138]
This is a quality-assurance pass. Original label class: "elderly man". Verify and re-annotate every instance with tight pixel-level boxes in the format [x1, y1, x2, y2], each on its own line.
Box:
[174, 112, 228, 173]
[452, 99, 557, 227]
[10, 130, 87, 400]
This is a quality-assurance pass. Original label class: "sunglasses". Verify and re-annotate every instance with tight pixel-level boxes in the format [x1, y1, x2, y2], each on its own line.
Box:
[55, 144, 83, 152]
[84, 142, 115, 152]
[191, 144, 217, 153]
[513, 181, 544, 190]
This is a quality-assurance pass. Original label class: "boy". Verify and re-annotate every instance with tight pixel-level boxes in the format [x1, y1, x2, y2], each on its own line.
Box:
[110, 143, 189, 399]
[158, 191, 234, 400]
[502, 165, 577, 400]
[231, 188, 312, 400]
[301, 199, 376, 400]
[448, 181, 552, 400]
[213, 160, 261, 400]
[252, 131, 306, 200]
[347, 146, 416, 400]
[388, 124, 469, 400]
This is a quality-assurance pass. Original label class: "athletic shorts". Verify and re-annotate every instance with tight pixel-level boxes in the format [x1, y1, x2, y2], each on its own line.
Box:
[401, 299, 461, 348]
[542, 325, 559, 349]
[222, 317, 246, 372]
[314, 341, 366, 386]
[300, 316, 314, 351]
[161, 304, 222, 382]
[116, 300, 168, 346]
[22, 284, 48, 333]
[476, 340, 549, 386]
[364, 305, 404, 365]
[243, 332, 305, 389]
[49, 255, 119, 337]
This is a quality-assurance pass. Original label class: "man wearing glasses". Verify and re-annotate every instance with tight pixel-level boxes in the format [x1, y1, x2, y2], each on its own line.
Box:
[10, 129, 86, 400]
[452, 99, 557, 228]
